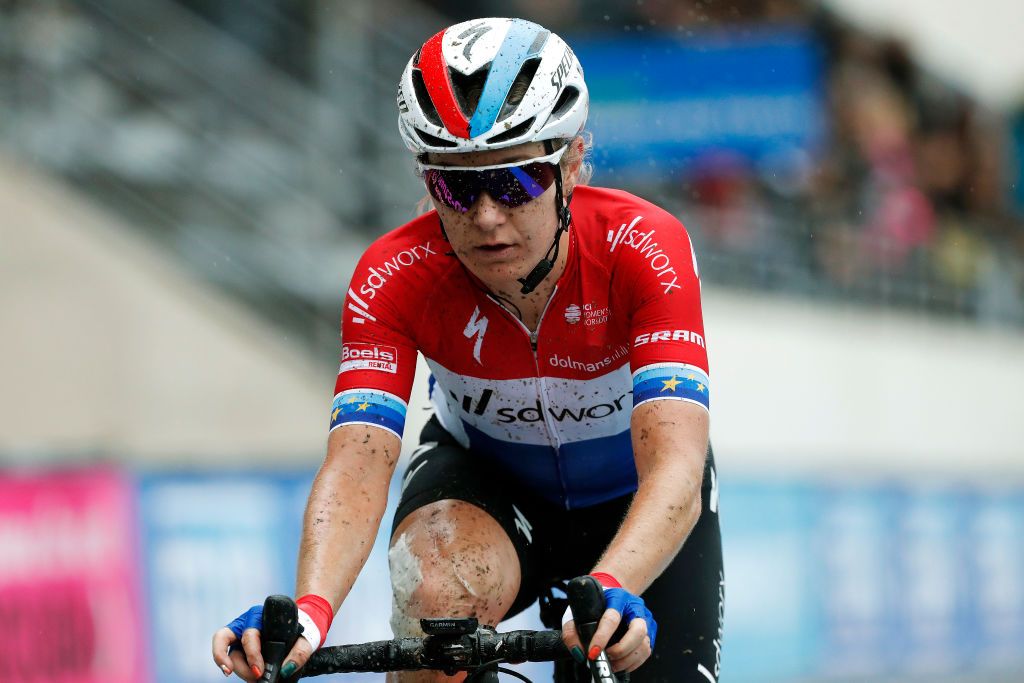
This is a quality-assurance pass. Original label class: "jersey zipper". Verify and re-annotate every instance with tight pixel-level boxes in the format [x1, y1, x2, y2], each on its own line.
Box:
[487, 287, 573, 506]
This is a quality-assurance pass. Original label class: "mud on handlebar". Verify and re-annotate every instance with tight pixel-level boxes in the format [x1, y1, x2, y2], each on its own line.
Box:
[256, 575, 620, 682]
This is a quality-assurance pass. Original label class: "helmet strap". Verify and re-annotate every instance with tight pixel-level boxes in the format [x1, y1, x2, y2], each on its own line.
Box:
[518, 140, 572, 295]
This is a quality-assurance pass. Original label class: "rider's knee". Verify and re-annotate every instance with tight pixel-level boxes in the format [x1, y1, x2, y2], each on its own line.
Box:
[388, 501, 520, 635]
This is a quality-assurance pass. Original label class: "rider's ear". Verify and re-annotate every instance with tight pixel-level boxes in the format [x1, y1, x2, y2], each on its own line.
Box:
[560, 137, 585, 196]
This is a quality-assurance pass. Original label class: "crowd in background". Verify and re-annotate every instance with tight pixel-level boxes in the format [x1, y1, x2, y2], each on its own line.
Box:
[809, 12, 1021, 323]
[3, 0, 1022, 327]
[428, 0, 1024, 324]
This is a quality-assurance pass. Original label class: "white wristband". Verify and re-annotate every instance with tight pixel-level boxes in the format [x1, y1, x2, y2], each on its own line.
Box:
[296, 607, 322, 650]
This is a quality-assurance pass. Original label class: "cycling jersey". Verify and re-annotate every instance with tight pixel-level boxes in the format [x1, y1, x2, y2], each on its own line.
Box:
[332, 185, 709, 509]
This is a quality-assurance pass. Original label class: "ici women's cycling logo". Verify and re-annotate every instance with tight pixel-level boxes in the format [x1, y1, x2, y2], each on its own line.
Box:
[563, 302, 610, 327]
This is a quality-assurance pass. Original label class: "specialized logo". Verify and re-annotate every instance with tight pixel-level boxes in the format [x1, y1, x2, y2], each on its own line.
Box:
[456, 22, 492, 60]
[340, 343, 398, 374]
[397, 85, 409, 114]
[512, 504, 533, 544]
[550, 46, 575, 90]
[709, 464, 719, 514]
[607, 216, 683, 295]
[548, 345, 628, 374]
[634, 329, 705, 348]
[696, 570, 726, 683]
[463, 306, 489, 364]
[401, 441, 437, 492]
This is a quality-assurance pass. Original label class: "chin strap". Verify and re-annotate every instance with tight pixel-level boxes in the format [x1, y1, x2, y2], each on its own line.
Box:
[518, 140, 572, 295]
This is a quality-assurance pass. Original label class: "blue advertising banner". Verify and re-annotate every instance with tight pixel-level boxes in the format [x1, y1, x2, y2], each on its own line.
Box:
[967, 491, 1024, 667]
[718, 481, 820, 681]
[719, 481, 1024, 682]
[811, 485, 905, 676]
[137, 472, 549, 683]
[570, 28, 827, 181]
[131, 470, 1024, 683]
[138, 473, 311, 683]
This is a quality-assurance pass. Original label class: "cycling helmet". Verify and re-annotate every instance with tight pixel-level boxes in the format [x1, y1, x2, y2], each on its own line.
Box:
[397, 17, 588, 154]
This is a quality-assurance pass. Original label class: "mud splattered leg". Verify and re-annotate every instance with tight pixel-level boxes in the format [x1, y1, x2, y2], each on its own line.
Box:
[387, 499, 521, 682]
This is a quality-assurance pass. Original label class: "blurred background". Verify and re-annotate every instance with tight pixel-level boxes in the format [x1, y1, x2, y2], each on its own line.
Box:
[1, 0, 1022, 681]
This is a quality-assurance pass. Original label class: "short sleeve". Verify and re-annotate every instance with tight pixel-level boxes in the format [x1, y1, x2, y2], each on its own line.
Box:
[616, 212, 710, 414]
[331, 249, 420, 440]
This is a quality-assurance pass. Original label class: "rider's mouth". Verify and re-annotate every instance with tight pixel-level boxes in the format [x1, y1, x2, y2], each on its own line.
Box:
[475, 243, 516, 257]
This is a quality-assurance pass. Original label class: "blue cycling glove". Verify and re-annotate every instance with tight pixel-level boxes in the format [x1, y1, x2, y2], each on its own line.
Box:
[227, 604, 263, 640]
[602, 587, 658, 650]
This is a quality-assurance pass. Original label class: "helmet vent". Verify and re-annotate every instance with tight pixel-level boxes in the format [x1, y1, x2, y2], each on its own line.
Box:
[412, 69, 443, 127]
[449, 67, 489, 117]
[415, 128, 458, 148]
[497, 58, 541, 123]
[550, 86, 579, 119]
[486, 117, 536, 145]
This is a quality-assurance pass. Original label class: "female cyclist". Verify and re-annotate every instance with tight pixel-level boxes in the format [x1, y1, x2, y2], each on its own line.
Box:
[213, 17, 723, 683]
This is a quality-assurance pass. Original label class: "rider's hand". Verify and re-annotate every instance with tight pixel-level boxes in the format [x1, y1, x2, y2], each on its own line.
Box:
[211, 602, 319, 680]
[561, 573, 658, 673]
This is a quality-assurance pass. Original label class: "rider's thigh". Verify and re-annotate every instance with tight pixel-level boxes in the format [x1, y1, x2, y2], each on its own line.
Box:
[388, 499, 522, 636]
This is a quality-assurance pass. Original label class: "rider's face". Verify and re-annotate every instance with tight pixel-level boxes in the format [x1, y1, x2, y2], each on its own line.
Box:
[425, 142, 562, 294]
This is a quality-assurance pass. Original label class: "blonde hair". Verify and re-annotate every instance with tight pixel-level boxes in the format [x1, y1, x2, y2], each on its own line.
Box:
[561, 131, 593, 188]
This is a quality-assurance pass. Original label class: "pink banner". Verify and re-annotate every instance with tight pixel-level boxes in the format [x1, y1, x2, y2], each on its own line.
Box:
[0, 468, 148, 683]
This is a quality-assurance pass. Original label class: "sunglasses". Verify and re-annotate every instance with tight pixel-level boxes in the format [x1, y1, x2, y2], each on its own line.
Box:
[418, 146, 566, 213]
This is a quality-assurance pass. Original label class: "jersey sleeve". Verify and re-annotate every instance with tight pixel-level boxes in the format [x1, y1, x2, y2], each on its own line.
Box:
[616, 210, 710, 414]
[330, 246, 420, 440]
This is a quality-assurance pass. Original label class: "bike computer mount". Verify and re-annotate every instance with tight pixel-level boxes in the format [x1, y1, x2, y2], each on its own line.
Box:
[420, 617, 480, 636]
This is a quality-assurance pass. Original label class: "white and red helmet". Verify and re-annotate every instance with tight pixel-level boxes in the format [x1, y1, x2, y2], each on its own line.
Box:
[397, 18, 588, 154]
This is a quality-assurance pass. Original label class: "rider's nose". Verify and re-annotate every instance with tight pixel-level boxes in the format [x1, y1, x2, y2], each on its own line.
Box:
[470, 192, 507, 231]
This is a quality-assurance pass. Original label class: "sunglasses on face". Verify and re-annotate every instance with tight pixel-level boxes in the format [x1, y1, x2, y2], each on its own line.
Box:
[417, 146, 567, 213]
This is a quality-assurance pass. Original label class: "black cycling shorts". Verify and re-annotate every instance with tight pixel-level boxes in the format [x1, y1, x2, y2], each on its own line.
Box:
[391, 416, 725, 683]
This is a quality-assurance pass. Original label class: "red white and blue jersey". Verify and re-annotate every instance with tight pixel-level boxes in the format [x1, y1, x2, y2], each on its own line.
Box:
[331, 186, 710, 509]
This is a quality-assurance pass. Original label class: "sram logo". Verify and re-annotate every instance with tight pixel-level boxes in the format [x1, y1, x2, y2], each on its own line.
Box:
[340, 343, 398, 374]
[634, 329, 705, 348]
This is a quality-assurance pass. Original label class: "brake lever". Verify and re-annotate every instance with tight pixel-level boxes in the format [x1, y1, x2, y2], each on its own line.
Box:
[566, 576, 618, 683]
[259, 595, 302, 682]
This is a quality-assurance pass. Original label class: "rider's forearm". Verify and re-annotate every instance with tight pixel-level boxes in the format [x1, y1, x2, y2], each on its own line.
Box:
[592, 401, 709, 594]
[295, 425, 401, 610]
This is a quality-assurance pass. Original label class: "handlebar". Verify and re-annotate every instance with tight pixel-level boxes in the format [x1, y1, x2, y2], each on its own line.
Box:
[256, 576, 620, 682]
[300, 626, 567, 677]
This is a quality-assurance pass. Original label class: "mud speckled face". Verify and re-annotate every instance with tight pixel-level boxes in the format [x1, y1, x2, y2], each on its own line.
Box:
[426, 142, 562, 293]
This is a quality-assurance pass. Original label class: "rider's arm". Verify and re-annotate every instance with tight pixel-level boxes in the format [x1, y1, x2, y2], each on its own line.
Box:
[564, 205, 711, 670]
[596, 206, 710, 592]
[296, 423, 402, 609]
[591, 398, 708, 593]
[213, 423, 405, 681]
[268, 233, 423, 675]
